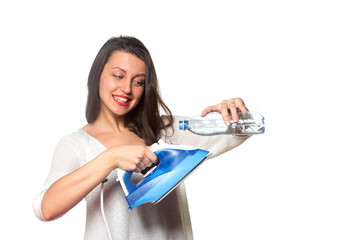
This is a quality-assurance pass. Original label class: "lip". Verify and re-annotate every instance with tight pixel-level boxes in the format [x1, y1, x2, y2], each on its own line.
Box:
[112, 95, 132, 106]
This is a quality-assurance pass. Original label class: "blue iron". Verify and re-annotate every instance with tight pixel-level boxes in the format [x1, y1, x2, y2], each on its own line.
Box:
[116, 142, 211, 209]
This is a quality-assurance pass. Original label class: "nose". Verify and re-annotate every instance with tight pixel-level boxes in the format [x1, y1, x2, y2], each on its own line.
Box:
[119, 78, 132, 94]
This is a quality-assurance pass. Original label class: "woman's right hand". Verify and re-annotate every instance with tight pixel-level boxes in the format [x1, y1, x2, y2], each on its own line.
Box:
[41, 144, 157, 221]
[107, 145, 158, 173]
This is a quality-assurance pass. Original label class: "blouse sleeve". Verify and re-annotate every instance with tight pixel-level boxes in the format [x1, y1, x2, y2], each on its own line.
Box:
[32, 134, 85, 221]
[161, 115, 251, 159]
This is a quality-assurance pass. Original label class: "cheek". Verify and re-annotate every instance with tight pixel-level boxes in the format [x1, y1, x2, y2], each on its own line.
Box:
[99, 78, 117, 95]
[133, 87, 145, 98]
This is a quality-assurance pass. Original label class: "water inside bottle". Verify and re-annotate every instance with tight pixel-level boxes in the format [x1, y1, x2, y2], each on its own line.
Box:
[180, 111, 265, 136]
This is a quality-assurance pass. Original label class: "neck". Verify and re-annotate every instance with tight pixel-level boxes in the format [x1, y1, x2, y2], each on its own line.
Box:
[91, 106, 127, 134]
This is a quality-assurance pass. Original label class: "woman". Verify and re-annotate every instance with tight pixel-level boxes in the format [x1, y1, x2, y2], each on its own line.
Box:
[33, 36, 250, 239]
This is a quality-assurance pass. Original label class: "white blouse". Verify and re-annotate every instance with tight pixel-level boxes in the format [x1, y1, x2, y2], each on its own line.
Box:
[33, 116, 249, 240]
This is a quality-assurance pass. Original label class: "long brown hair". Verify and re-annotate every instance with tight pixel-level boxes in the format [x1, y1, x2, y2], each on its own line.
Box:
[86, 36, 173, 145]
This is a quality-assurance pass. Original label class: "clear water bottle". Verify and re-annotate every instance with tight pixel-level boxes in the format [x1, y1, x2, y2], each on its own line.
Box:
[179, 111, 265, 136]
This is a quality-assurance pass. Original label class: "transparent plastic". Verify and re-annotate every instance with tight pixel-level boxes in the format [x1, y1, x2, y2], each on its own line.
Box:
[179, 111, 265, 136]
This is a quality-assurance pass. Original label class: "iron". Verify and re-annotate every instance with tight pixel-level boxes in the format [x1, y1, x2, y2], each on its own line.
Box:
[116, 142, 211, 209]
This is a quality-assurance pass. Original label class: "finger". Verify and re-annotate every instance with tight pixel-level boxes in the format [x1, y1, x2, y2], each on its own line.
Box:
[201, 105, 219, 117]
[220, 100, 231, 125]
[136, 150, 156, 172]
[228, 101, 239, 122]
[200, 106, 210, 117]
[234, 98, 248, 115]
[137, 161, 147, 171]
[141, 157, 153, 168]
[145, 149, 158, 163]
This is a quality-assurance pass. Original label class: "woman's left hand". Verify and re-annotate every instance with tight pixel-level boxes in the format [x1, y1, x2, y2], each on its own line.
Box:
[201, 97, 248, 125]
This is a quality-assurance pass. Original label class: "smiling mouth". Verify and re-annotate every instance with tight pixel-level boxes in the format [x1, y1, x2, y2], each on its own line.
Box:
[113, 95, 130, 103]
[113, 95, 132, 106]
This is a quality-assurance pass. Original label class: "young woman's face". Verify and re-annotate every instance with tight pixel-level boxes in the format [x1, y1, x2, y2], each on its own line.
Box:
[98, 51, 146, 118]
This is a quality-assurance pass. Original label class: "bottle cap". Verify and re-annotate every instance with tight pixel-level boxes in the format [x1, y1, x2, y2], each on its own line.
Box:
[179, 120, 188, 130]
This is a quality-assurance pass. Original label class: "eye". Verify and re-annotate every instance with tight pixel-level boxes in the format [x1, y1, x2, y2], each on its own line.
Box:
[113, 74, 124, 80]
[133, 80, 145, 87]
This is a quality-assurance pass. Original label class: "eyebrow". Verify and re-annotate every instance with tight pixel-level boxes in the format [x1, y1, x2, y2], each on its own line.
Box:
[112, 67, 146, 79]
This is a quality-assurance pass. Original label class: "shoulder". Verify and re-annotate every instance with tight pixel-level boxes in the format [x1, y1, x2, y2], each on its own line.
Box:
[53, 129, 90, 155]
[49, 129, 90, 172]
[55, 128, 106, 159]
[57, 129, 86, 145]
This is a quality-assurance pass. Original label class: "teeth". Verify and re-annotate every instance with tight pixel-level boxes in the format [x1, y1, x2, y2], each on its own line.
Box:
[113, 96, 130, 103]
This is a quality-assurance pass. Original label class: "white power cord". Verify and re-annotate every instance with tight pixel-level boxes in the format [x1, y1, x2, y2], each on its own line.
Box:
[100, 179, 113, 240]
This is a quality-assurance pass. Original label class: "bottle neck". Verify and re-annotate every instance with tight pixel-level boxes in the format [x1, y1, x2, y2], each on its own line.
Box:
[179, 120, 189, 130]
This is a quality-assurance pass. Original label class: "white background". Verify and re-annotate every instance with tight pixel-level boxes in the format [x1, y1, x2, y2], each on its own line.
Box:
[1, 0, 359, 239]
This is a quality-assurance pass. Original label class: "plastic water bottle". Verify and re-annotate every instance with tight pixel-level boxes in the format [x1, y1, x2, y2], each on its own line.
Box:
[179, 111, 265, 136]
